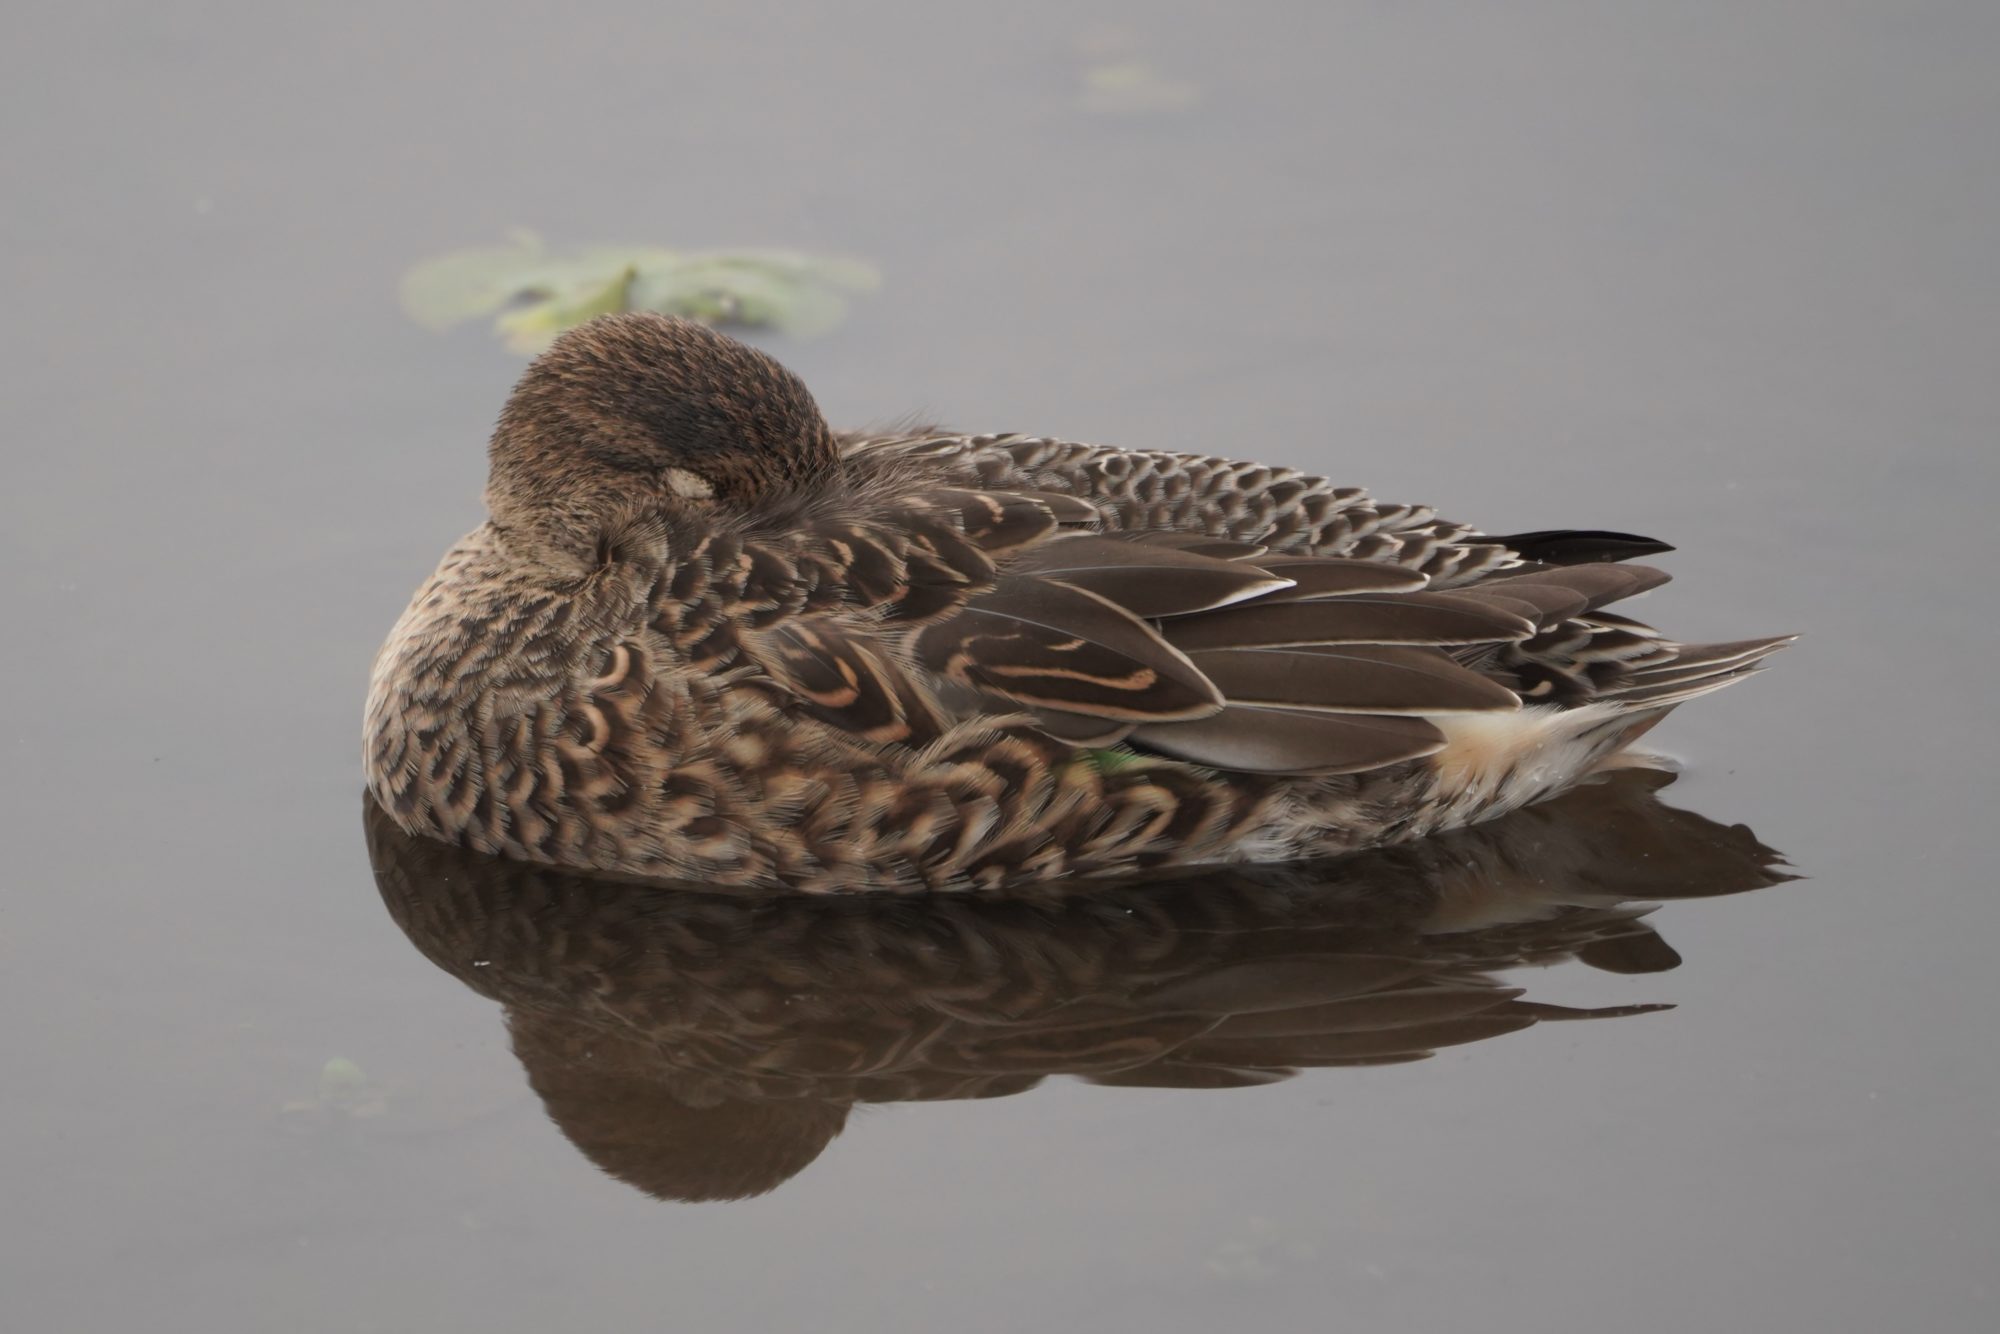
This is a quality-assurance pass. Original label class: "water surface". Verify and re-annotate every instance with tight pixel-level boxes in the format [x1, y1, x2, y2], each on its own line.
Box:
[3, 3, 1995, 1331]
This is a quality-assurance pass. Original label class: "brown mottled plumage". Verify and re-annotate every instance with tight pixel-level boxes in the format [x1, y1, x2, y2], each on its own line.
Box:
[368, 769, 1794, 1202]
[365, 312, 1791, 891]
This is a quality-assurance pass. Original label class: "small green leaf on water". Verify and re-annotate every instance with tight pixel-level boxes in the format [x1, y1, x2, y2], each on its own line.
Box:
[396, 228, 547, 331]
[1070, 25, 1201, 115]
[494, 265, 636, 354]
[318, 1057, 368, 1097]
[1078, 61, 1202, 114]
[401, 235, 881, 352]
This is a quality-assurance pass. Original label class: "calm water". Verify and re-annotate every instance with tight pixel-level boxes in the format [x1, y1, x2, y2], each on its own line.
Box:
[5, 3, 1996, 1331]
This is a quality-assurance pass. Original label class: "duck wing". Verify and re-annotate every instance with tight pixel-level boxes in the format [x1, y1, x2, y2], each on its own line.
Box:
[654, 475, 1524, 776]
[700, 440, 1781, 778]
[902, 516, 1537, 776]
[660, 487, 1092, 746]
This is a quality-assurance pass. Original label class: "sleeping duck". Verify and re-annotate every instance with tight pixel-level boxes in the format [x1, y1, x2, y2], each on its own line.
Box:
[364, 312, 1789, 892]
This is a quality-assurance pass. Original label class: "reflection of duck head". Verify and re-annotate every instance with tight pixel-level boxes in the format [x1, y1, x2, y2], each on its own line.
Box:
[369, 769, 1790, 1203]
[505, 1018, 851, 1203]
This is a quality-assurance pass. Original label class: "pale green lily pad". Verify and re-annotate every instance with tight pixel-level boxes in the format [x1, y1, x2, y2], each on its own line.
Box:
[401, 232, 880, 352]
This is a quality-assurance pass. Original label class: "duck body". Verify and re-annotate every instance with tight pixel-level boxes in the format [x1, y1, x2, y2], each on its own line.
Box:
[365, 313, 1788, 892]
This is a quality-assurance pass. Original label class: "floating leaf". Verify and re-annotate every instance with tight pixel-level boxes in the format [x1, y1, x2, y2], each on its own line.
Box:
[495, 265, 637, 354]
[402, 235, 881, 352]
[318, 1056, 369, 1097]
[1069, 27, 1201, 115]
[1078, 61, 1202, 114]
[398, 229, 549, 331]
[279, 1056, 391, 1122]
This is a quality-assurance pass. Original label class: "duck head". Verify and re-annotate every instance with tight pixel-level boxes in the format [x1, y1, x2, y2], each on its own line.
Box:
[485, 311, 841, 563]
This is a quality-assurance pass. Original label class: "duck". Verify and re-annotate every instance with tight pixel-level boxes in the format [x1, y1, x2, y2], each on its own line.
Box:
[364, 311, 1791, 892]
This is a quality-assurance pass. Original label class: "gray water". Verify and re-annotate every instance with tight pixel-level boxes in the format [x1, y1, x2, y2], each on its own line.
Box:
[4, 3, 1996, 1331]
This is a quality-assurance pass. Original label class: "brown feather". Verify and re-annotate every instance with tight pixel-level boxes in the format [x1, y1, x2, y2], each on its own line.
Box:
[746, 620, 944, 744]
[1457, 582, 1591, 626]
[1600, 636, 1796, 703]
[1609, 667, 1768, 707]
[913, 577, 1223, 720]
[895, 489, 1063, 552]
[1250, 556, 1430, 599]
[1006, 535, 1293, 618]
[1126, 532, 1272, 560]
[1162, 593, 1535, 652]
[808, 523, 909, 606]
[1185, 645, 1522, 716]
[1483, 563, 1671, 611]
[1030, 708, 1138, 746]
[1008, 489, 1102, 523]
[1131, 707, 1448, 774]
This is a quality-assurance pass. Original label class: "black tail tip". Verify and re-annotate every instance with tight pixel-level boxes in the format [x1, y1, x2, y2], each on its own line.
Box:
[1482, 529, 1677, 565]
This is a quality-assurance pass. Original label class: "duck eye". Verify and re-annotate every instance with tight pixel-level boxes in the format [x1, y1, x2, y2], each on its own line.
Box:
[662, 467, 716, 500]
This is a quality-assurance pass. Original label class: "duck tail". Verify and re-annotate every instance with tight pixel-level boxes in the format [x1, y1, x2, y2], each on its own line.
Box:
[1418, 633, 1795, 831]
[1591, 634, 1799, 711]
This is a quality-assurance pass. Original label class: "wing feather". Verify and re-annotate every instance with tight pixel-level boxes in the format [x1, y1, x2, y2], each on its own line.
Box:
[912, 577, 1223, 721]
[745, 619, 945, 745]
[1250, 556, 1430, 600]
[1162, 593, 1535, 651]
[1130, 708, 1448, 775]
[1006, 535, 1293, 618]
[1185, 646, 1522, 716]
[1126, 532, 1273, 561]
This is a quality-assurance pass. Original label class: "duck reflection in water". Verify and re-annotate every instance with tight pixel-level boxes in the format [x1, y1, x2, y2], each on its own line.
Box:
[368, 768, 1790, 1204]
